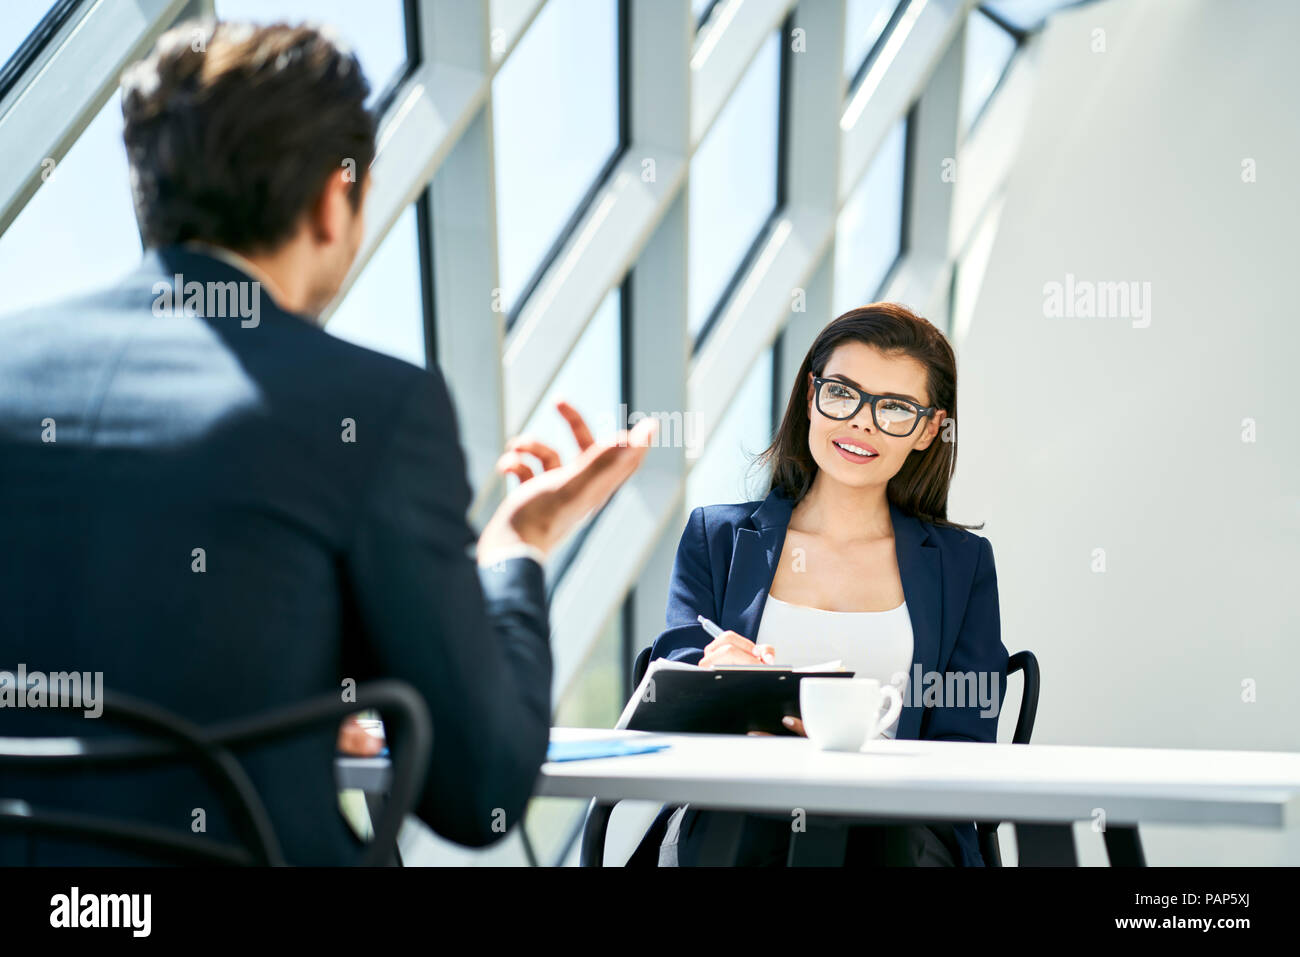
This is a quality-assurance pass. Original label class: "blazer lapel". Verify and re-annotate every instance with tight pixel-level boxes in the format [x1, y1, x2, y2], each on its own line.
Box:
[890, 499, 943, 741]
[719, 490, 793, 641]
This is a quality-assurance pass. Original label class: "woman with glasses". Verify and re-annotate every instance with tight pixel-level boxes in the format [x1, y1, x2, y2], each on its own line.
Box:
[630, 302, 1009, 867]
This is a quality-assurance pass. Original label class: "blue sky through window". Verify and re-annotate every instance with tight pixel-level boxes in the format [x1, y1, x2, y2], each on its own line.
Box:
[0, 96, 139, 316]
[325, 204, 425, 367]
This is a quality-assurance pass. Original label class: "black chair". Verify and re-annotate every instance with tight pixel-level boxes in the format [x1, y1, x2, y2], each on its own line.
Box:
[976, 650, 1038, 866]
[580, 648, 1050, 867]
[0, 679, 431, 866]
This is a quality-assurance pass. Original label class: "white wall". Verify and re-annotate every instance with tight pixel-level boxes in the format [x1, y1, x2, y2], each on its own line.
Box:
[952, 0, 1300, 864]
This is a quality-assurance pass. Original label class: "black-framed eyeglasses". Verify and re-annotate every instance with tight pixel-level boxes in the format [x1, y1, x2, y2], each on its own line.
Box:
[812, 376, 936, 437]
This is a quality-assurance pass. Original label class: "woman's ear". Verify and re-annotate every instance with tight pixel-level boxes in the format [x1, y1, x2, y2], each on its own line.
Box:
[912, 408, 947, 451]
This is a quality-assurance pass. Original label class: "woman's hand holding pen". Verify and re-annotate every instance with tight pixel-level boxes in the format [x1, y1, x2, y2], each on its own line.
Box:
[698, 631, 776, 667]
[695, 615, 807, 736]
[695, 616, 776, 667]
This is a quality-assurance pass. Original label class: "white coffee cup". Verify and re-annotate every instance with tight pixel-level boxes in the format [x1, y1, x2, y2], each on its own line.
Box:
[799, 678, 904, 751]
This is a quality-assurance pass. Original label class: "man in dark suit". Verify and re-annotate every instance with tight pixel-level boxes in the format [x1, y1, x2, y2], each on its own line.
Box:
[0, 20, 654, 864]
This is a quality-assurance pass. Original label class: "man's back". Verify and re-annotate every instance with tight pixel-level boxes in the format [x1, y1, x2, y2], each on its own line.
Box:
[0, 245, 552, 864]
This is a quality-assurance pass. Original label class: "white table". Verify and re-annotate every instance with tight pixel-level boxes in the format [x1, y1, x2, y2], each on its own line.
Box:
[535, 727, 1300, 865]
[336, 728, 1300, 865]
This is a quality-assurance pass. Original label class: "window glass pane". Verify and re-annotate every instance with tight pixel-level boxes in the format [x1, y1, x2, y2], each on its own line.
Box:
[0, 96, 140, 316]
[833, 117, 906, 314]
[214, 0, 408, 108]
[0, 0, 61, 75]
[518, 287, 622, 574]
[688, 30, 780, 341]
[960, 10, 1017, 135]
[843, 0, 898, 83]
[325, 204, 425, 368]
[553, 610, 623, 729]
[493, 0, 620, 317]
[524, 602, 624, 863]
[519, 288, 621, 459]
[685, 347, 774, 516]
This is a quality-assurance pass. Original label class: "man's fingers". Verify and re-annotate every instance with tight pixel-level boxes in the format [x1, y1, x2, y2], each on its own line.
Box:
[555, 400, 595, 451]
[560, 441, 641, 512]
[495, 451, 535, 484]
[504, 436, 562, 472]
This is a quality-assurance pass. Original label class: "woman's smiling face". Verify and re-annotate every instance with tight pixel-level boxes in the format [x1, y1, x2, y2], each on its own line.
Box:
[805, 341, 946, 489]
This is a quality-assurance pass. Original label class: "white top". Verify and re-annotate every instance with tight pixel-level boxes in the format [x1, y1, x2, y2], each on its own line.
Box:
[753, 594, 913, 738]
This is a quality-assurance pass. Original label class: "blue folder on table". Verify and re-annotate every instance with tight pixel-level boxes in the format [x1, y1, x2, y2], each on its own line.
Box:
[547, 738, 671, 762]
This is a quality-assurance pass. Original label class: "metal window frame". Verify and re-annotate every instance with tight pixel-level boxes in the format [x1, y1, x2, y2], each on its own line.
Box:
[0, 0, 85, 104]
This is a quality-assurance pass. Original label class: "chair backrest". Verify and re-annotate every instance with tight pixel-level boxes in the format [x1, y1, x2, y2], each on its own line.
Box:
[0, 679, 431, 866]
[632, 646, 652, 689]
[1005, 650, 1040, 746]
[976, 649, 1040, 866]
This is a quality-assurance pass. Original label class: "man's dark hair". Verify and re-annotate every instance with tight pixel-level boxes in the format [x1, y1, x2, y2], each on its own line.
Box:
[121, 20, 376, 254]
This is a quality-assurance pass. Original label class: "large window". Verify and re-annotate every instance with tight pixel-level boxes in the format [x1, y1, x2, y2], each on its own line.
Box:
[0, 96, 140, 316]
[214, 0, 410, 108]
[833, 117, 907, 314]
[325, 203, 426, 367]
[493, 0, 622, 322]
[688, 29, 781, 345]
[959, 8, 1018, 136]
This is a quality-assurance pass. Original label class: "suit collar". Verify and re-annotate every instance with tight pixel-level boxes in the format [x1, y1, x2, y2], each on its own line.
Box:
[129, 245, 316, 329]
[726, 485, 941, 741]
[746, 485, 932, 548]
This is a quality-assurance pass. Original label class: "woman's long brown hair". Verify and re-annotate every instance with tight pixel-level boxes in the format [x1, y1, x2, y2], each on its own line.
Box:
[756, 302, 983, 531]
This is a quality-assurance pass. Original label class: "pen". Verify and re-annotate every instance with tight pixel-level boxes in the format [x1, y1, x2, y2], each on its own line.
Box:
[696, 614, 775, 665]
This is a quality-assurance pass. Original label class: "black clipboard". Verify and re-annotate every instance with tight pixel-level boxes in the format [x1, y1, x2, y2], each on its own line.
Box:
[615, 663, 856, 736]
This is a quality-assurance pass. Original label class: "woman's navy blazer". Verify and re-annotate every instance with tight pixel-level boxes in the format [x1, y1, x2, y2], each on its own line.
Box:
[648, 485, 1010, 866]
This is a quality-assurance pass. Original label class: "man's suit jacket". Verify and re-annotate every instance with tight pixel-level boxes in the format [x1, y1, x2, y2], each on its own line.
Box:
[645, 486, 1010, 866]
[0, 245, 551, 865]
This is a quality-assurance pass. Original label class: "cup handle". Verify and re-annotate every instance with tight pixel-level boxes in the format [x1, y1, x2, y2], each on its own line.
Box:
[872, 684, 903, 739]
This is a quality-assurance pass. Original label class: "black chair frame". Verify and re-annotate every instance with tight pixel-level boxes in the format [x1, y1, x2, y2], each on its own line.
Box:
[0, 679, 430, 866]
